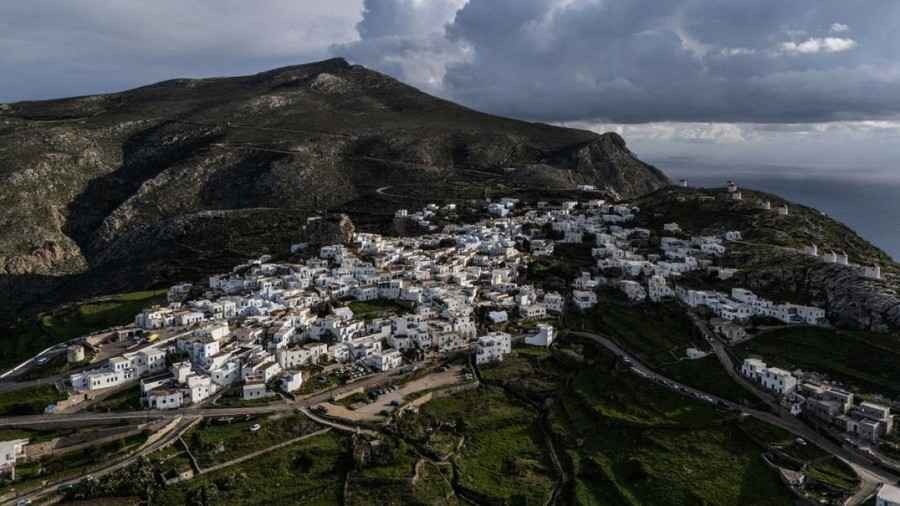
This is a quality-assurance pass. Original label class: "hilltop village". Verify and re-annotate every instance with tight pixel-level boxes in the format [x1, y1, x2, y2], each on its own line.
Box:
[57, 184, 841, 412]
[2, 182, 900, 505]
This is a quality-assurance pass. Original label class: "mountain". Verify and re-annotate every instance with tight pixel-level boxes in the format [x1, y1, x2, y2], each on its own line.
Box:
[0, 58, 668, 318]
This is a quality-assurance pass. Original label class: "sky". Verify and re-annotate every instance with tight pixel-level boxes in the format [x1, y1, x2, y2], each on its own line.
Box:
[3, 0, 900, 177]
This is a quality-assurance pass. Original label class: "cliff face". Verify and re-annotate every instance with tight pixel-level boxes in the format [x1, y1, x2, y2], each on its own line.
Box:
[0, 58, 668, 316]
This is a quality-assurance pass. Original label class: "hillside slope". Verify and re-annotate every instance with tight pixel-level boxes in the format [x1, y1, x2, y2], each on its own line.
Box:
[0, 58, 668, 317]
[633, 186, 900, 332]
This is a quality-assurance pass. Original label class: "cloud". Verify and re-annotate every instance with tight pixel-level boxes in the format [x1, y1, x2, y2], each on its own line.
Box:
[831, 22, 850, 33]
[334, 0, 900, 124]
[3, 0, 900, 131]
[331, 0, 469, 95]
[780, 37, 857, 54]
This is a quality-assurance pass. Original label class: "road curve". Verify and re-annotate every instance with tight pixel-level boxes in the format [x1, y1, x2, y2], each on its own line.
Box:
[564, 330, 899, 490]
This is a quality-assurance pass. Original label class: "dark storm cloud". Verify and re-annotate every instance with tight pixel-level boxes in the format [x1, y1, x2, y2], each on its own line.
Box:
[334, 0, 900, 123]
[4, 0, 899, 126]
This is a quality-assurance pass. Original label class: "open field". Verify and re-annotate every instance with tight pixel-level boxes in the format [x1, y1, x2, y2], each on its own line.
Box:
[420, 387, 555, 505]
[552, 344, 796, 506]
[568, 301, 764, 407]
[184, 413, 322, 468]
[155, 431, 349, 505]
[736, 326, 900, 396]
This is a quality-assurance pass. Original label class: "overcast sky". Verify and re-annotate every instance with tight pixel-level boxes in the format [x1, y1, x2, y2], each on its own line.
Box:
[3, 0, 900, 177]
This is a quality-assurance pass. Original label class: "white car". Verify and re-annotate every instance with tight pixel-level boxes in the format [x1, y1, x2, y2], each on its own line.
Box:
[249, 424, 262, 432]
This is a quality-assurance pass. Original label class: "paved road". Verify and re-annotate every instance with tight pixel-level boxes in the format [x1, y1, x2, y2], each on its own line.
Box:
[685, 313, 896, 504]
[0, 367, 400, 428]
[0, 346, 65, 381]
[564, 330, 899, 493]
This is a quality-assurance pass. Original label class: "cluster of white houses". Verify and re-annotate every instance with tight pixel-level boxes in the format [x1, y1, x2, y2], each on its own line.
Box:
[70, 200, 604, 409]
[742, 358, 894, 442]
[679, 287, 826, 325]
[62, 189, 842, 412]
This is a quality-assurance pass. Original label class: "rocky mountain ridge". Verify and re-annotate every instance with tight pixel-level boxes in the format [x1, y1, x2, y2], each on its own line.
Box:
[0, 58, 668, 319]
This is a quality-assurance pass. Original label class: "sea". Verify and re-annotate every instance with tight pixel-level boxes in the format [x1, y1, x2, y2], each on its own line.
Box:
[648, 158, 900, 261]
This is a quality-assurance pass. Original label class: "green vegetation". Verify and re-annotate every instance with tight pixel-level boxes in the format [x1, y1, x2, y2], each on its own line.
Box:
[88, 384, 144, 413]
[347, 299, 408, 320]
[1, 432, 148, 496]
[737, 326, 900, 396]
[1, 289, 166, 371]
[554, 344, 795, 505]
[150, 444, 195, 482]
[527, 243, 594, 291]
[422, 387, 555, 504]
[0, 428, 62, 444]
[805, 458, 858, 492]
[479, 345, 566, 397]
[664, 355, 764, 408]
[153, 431, 349, 505]
[569, 301, 763, 407]
[39, 290, 167, 341]
[569, 351, 720, 427]
[185, 414, 322, 468]
[0, 384, 64, 416]
[17, 352, 86, 381]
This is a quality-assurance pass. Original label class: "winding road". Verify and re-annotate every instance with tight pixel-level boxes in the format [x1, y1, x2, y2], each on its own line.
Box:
[564, 329, 898, 503]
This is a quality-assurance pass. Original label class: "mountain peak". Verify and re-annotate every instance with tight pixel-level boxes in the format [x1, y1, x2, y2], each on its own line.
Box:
[0, 58, 668, 316]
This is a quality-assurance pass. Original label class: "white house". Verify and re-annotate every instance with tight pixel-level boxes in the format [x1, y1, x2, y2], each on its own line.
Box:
[366, 350, 403, 371]
[619, 280, 646, 302]
[525, 324, 555, 347]
[280, 371, 304, 393]
[146, 389, 183, 410]
[741, 358, 797, 395]
[877, 483, 900, 506]
[475, 332, 512, 364]
[488, 311, 509, 324]
[0, 438, 29, 479]
[663, 223, 681, 233]
[520, 304, 547, 320]
[572, 290, 598, 310]
[647, 275, 673, 302]
[543, 292, 565, 313]
[242, 381, 274, 401]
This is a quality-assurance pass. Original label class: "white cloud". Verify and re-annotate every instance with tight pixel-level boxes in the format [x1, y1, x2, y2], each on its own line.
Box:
[830, 22, 850, 33]
[565, 121, 751, 144]
[720, 47, 756, 56]
[780, 37, 857, 54]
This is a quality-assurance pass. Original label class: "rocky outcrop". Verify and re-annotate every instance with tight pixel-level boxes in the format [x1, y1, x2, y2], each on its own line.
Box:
[734, 253, 900, 333]
[635, 187, 899, 333]
[300, 214, 356, 247]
